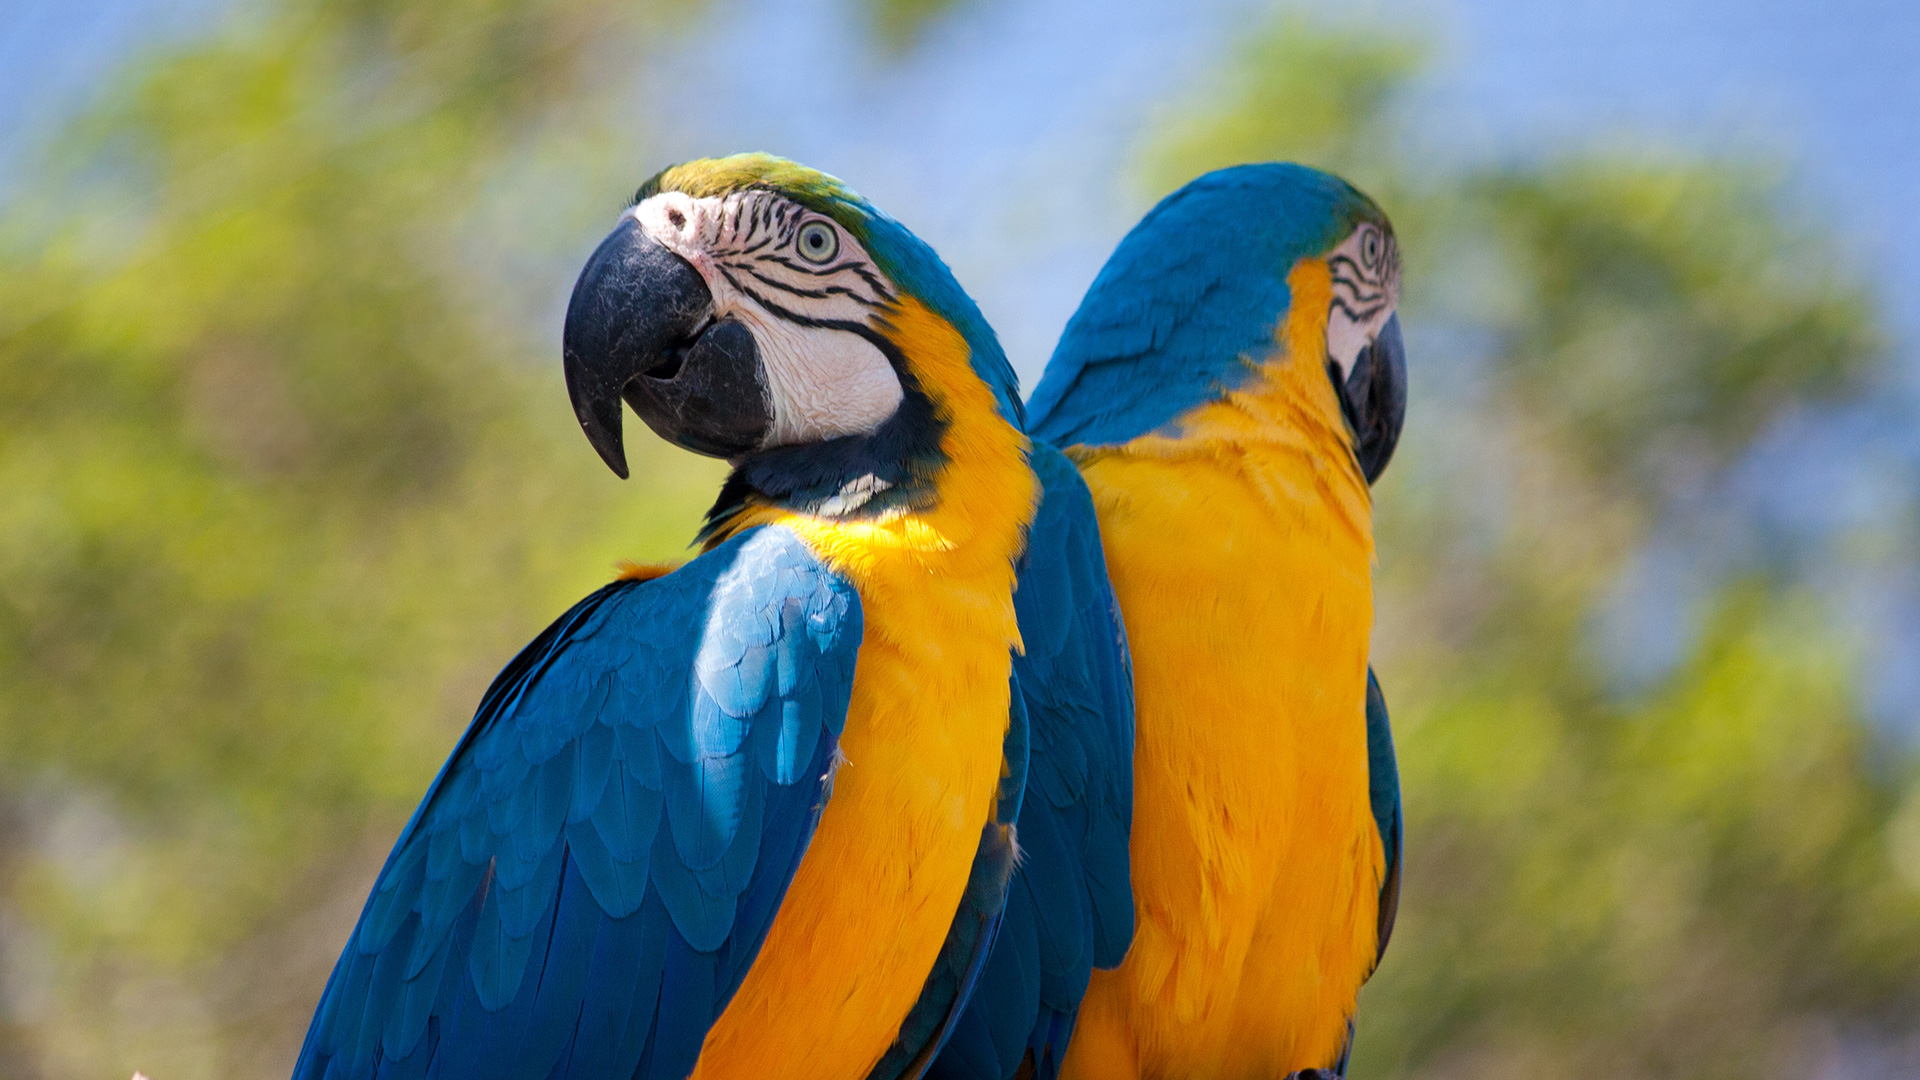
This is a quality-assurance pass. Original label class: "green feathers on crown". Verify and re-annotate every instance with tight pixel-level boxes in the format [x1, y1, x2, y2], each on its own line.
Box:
[638, 153, 873, 236]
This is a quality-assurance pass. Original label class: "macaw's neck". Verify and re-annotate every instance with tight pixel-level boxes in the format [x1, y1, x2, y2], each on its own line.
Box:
[1071, 256, 1374, 548]
[700, 375, 950, 538]
[701, 295, 1036, 628]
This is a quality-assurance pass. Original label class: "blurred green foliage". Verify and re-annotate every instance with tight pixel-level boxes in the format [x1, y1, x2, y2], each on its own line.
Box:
[0, 2, 721, 1075]
[1143, 15, 1420, 189]
[863, 0, 966, 50]
[1146, 15, 1920, 1080]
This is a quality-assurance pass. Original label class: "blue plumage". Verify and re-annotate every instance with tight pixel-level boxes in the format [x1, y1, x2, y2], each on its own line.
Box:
[1019, 162, 1405, 1078]
[853, 210, 1025, 431]
[302, 149, 1142, 1080]
[1027, 159, 1402, 975]
[1027, 163, 1376, 449]
[1365, 668, 1401, 962]
[1329, 671, 1403, 1079]
[292, 526, 861, 1080]
[924, 444, 1137, 1080]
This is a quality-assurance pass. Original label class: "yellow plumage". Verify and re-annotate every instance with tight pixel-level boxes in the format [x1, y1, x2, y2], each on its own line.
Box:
[694, 296, 1036, 1079]
[1060, 258, 1385, 1079]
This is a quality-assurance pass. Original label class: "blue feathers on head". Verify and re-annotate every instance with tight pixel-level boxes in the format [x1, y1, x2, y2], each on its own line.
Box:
[1028, 163, 1385, 448]
[853, 205, 1026, 431]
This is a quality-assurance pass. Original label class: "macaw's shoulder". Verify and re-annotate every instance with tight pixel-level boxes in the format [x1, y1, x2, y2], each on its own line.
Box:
[293, 526, 862, 1080]
[928, 442, 1137, 1080]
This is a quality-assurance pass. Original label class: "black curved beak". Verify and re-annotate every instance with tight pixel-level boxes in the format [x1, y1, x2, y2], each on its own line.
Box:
[562, 217, 771, 477]
[1336, 312, 1408, 484]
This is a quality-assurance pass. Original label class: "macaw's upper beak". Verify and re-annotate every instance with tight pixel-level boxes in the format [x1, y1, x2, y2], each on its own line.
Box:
[1337, 312, 1408, 484]
[562, 217, 771, 477]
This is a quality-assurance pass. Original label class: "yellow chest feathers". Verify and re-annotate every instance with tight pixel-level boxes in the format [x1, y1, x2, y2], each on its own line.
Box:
[692, 297, 1035, 1080]
[1060, 258, 1385, 1078]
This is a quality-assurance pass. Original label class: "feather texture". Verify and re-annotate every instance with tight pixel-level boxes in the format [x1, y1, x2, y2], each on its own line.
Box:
[866, 694, 1024, 1080]
[1365, 668, 1401, 964]
[292, 526, 860, 1080]
[1028, 164, 1380, 451]
[1026, 164, 1400, 1080]
[925, 443, 1137, 1080]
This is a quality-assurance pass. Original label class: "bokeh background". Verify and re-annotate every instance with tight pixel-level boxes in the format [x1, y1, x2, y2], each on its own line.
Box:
[2, 0, 1918, 1076]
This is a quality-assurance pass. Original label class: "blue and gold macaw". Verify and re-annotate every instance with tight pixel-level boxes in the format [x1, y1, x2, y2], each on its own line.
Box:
[990, 163, 1409, 1080]
[290, 154, 1132, 1080]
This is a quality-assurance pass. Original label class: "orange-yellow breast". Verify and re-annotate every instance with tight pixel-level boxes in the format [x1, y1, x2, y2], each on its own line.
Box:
[1060, 259, 1386, 1080]
[691, 298, 1036, 1080]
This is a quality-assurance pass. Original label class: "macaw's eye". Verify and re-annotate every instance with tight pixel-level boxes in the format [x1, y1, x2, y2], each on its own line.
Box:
[797, 221, 839, 264]
[1361, 226, 1383, 270]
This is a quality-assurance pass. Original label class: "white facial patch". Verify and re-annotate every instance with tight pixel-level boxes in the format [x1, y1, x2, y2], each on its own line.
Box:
[631, 191, 904, 449]
[1324, 222, 1401, 378]
[742, 309, 904, 448]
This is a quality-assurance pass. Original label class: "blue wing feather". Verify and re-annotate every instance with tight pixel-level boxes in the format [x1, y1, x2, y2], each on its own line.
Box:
[926, 442, 1136, 1080]
[1326, 674, 1402, 1080]
[1365, 667, 1401, 964]
[293, 526, 861, 1080]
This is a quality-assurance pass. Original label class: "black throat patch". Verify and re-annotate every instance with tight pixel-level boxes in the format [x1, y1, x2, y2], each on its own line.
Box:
[698, 327, 951, 544]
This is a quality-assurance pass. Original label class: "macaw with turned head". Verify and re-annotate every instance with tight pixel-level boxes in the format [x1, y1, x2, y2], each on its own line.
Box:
[937, 163, 1408, 1080]
[290, 154, 1133, 1080]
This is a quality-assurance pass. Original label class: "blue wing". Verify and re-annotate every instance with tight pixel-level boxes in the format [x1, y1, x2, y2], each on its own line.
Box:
[926, 442, 1136, 1080]
[292, 526, 861, 1080]
[1366, 667, 1401, 965]
[1329, 669, 1403, 1079]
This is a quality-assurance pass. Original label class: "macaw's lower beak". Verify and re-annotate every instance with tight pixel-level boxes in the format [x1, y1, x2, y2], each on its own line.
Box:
[562, 217, 770, 477]
[1336, 312, 1408, 484]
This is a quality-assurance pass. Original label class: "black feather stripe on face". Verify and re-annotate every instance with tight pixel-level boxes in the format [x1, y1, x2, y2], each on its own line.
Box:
[1327, 223, 1398, 328]
[698, 190, 897, 316]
